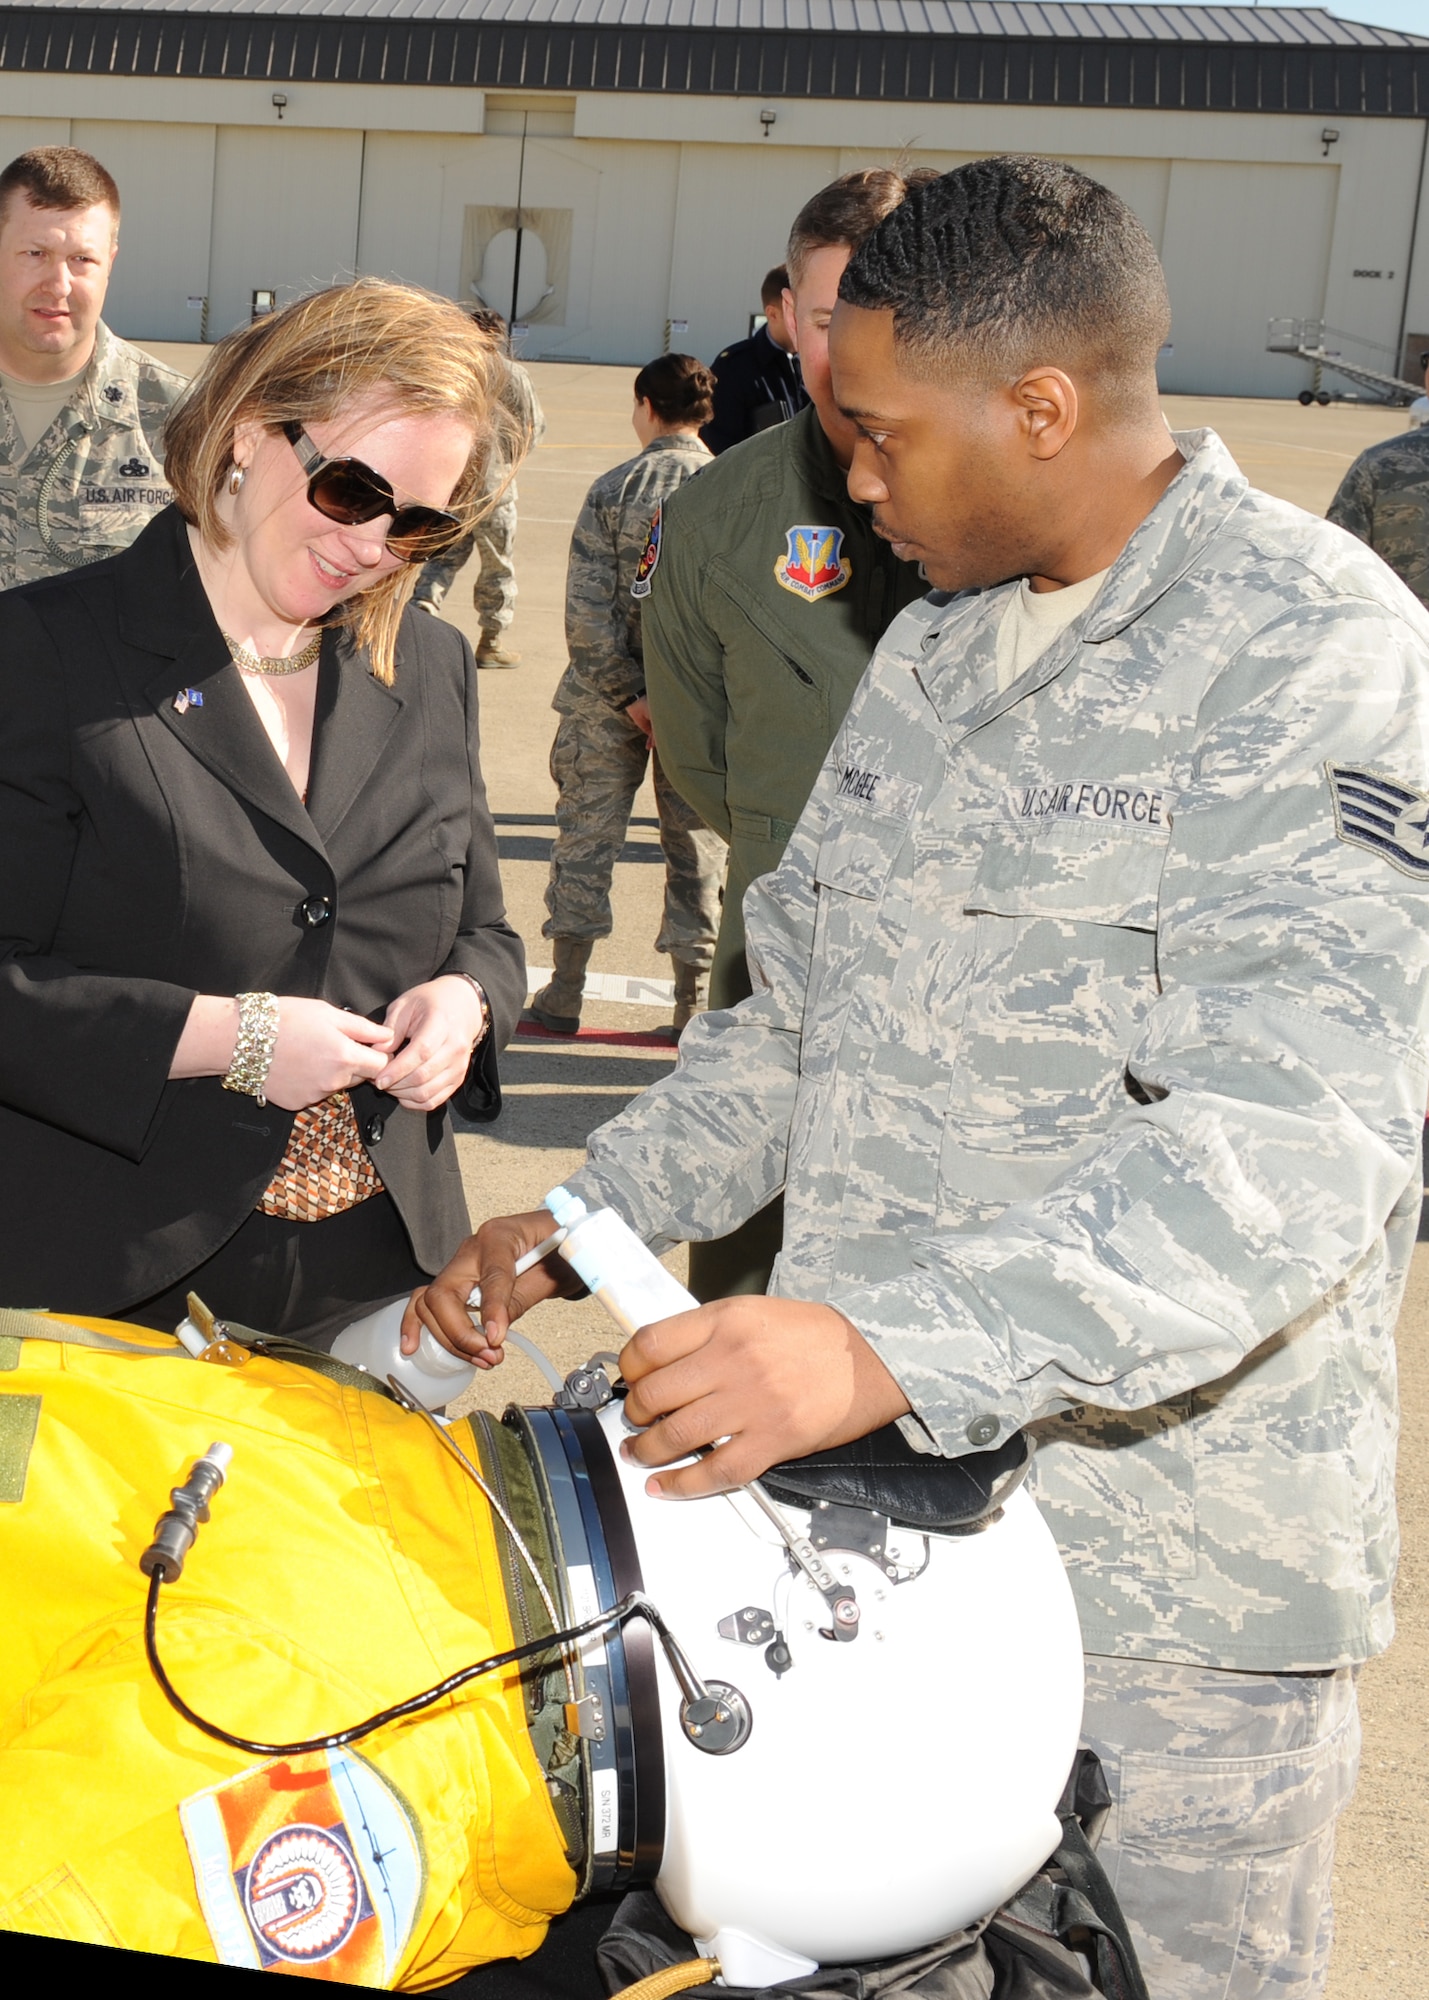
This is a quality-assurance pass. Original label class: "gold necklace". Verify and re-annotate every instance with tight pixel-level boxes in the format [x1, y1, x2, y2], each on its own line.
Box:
[222, 629, 322, 677]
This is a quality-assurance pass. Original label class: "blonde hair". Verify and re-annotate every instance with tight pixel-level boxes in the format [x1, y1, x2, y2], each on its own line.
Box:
[164, 279, 526, 685]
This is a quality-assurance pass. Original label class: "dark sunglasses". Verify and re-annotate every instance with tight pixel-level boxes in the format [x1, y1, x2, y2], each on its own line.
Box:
[283, 422, 463, 564]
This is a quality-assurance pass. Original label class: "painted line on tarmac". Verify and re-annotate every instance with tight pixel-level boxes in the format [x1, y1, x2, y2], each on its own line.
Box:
[525, 967, 675, 1006]
[516, 1021, 675, 1047]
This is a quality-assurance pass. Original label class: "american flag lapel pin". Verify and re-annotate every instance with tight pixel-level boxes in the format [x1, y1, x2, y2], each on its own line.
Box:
[173, 688, 204, 714]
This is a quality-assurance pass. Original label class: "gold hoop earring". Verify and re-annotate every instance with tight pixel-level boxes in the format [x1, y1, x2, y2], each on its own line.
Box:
[227, 464, 246, 496]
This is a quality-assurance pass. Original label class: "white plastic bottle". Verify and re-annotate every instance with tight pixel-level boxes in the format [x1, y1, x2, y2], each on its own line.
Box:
[545, 1184, 696, 1339]
[330, 1298, 477, 1411]
[329, 1189, 692, 1408]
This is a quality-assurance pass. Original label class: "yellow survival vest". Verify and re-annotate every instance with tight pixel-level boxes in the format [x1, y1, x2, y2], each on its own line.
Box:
[0, 1312, 577, 1986]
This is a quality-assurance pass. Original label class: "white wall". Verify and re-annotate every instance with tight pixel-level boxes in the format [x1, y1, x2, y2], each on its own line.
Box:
[71, 119, 216, 340]
[664, 142, 839, 357]
[1158, 161, 1339, 396]
[2, 74, 1424, 398]
[207, 126, 364, 338]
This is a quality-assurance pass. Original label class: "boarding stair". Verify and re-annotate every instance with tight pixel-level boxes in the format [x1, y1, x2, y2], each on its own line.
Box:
[1266, 317, 1419, 405]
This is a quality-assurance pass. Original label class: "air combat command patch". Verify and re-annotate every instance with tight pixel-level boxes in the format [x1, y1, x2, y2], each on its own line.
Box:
[630, 505, 662, 600]
[1327, 763, 1429, 878]
[775, 526, 852, 602]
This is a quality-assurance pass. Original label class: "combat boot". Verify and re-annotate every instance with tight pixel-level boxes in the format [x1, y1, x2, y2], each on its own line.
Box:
[529, 939, 593, 1035]
[476, 638, 521, 668]
[671, 960, 710, 1036]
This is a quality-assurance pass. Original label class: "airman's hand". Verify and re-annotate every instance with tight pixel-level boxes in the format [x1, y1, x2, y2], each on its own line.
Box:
[402, 1208, 578, 1361]
[618, 1295, 911, 1499]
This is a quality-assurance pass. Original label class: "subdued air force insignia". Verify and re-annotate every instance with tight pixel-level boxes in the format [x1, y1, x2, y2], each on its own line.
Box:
[1327, 764, 1429, 877]
[630, 505, 662, 599]
[775, 526, 852, 602]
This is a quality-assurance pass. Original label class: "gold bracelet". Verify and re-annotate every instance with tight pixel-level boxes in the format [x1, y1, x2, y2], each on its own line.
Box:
[450, 972, 490, 1044]
[222, 991, 280, 1105]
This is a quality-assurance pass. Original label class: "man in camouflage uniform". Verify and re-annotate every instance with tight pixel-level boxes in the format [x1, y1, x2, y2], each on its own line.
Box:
[0, 146, 185, 588]
[413, 309, 545, 665]
[429, 163, 1429, 1997]
[528, 361, 723, 1039]
[1326, 382, 1429, 609]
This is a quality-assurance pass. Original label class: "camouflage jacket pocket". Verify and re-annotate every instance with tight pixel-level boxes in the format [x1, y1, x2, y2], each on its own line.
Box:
[813, 808, 903, 903]
[1114, 1683, 1359, 1855]
[966, 820, 1169, 931]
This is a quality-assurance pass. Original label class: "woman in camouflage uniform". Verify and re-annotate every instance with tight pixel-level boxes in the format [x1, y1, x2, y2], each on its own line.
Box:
[529, 355, 724, 1039]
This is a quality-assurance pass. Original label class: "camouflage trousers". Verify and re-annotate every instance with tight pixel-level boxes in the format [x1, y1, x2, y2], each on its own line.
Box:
[411, 493, 519, 638]
[1080, 1656, 1360, 1999]
[544, 695, 723, 966]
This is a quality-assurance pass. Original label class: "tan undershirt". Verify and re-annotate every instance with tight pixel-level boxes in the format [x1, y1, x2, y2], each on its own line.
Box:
[993, 565, 1112, 694]
[0, 363, 87, 453]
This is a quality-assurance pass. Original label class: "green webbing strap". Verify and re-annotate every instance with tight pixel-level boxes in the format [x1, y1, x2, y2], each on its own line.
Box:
[0, 1392, 41, 1502]
[0, 1308, 397, 1400]
[233, 1332, 397, 1402]
[0, 1308, 182, 1357]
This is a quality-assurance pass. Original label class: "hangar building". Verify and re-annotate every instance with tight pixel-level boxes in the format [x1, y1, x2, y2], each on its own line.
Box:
[0, 0, 1425, 397]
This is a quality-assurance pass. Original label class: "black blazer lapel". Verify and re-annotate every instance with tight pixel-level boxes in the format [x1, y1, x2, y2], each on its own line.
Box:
[304, 642, 405, 843]
[123, 509, 330, 861]
[147, 645, 328, 860]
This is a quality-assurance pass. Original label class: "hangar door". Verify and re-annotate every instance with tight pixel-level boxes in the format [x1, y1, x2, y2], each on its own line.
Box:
[72, 120, 215, 342]
[1158, 162, 1337, 397]
[206, 127, 362, 341]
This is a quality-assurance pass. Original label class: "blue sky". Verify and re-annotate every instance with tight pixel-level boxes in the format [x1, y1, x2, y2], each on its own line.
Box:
[1323, 0, 1429, 32]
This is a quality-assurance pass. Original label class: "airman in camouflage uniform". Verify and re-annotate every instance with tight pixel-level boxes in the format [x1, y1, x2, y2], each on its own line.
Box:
[1326, 421, 1429, 609]
[531, 431, 723, 1030]
[555, 429, 1429, 1994]
[0, 318, 184, 587]
[412, 353, 546, 661]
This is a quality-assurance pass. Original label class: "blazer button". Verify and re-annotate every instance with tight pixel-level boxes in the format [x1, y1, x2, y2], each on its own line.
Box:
[364, 1114, 385, 1145]
[300, 895, 333, 927]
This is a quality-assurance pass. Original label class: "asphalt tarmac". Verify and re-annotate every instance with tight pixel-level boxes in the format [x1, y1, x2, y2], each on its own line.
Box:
[148, 344, 1429, 1989]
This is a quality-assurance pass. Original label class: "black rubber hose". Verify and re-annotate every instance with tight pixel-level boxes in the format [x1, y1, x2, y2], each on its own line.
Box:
[142, 1564, 634, 1756]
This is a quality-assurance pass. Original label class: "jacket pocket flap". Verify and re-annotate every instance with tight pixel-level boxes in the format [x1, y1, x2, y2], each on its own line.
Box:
[1116, 1699, 1359, 1857]
[814, 811, 904, 900]
[968, 825, 1168, 930]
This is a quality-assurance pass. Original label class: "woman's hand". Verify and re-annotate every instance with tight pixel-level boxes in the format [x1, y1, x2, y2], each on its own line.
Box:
[377, 976, 487, 1112]
[264, 999, 394, 1110]
[171, 994, 394, 1107]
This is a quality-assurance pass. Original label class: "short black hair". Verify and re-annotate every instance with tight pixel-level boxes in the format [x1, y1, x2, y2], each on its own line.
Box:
[634, 352, 715, 427]
[840, 156, 1170, 407]
[760, 265, 789, 308]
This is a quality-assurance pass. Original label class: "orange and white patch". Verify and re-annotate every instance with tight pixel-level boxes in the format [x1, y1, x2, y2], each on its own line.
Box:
[181, 1749, 423, 1980]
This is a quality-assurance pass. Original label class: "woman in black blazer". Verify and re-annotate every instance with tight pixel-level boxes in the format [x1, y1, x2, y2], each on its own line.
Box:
[0, 282, 527, 1340]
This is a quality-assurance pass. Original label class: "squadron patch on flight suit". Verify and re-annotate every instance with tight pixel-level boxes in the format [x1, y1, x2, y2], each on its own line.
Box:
[1327, 763, 1429, 877]
[180, 1747, 423, 1980]
[630, 505, 663, 599]
[775, 525, 852, 601]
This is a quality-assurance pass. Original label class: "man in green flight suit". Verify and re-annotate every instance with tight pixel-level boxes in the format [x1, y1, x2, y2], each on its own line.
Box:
[644, 168, 930, 1299]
